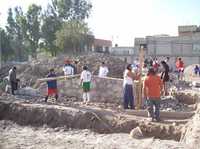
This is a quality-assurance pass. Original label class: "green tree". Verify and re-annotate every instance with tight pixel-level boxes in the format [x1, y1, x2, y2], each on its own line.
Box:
[41, 5, 62, 56]
[6, 7, 28, 61]
[55, 20, 91, 53]
[52, 0, 92, 20]
[0, 28, 13, 61]
[26, 4, 42, 58]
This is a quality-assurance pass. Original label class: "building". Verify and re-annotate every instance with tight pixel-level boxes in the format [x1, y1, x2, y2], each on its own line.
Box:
[110, 46, 134, 63]
[134, 25, 200, 65]
[92, 39, 112, 53]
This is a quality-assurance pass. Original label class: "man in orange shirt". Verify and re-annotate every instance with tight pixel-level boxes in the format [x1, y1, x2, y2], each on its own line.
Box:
[143, 68, 163, 122]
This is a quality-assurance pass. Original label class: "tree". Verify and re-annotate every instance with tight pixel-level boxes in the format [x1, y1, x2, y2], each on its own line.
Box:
[26, 4, 42, 59]
[6, 7, 28, 61]
[41, 0, 93, 56]
[0, 28, 14, 61]
[52, 0, 92, 20]
[55, 20, 91, 53]
[41, 5, 62, 56]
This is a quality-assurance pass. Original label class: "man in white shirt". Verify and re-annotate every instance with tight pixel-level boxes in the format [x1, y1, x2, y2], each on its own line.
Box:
[63, 60, 74, 76]
[98, 62, 109, 77]
[80, 66, 92, 103]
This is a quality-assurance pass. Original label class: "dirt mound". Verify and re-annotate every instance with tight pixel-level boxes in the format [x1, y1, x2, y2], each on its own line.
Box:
[75, 53, 127, 78]
[0, 53, 127, 87]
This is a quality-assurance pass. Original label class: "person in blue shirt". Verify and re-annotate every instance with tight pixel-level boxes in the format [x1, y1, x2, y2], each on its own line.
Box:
[194, 65, 200, 76]
[45, 69, 58, 102]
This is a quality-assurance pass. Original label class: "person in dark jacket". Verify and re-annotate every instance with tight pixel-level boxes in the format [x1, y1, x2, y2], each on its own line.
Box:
[8, 66, 18, 95]
[161, 61, 169, 96]
[194, 65, 200, 76]
[45, 69, 58, 102]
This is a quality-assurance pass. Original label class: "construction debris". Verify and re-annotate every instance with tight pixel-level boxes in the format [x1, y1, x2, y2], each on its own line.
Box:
[130, 126, 143, 139]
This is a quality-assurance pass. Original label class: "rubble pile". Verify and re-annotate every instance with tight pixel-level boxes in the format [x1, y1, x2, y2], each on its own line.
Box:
[160, 97, 194, 112]
[0, 53, 127, 87]
[75, 53, 127, 78]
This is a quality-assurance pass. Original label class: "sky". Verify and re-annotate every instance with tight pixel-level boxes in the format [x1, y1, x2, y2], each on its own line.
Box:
[0, 0, 200, 46]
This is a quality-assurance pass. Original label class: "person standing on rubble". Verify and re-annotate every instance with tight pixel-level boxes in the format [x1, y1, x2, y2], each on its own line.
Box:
[63, 60, 74, 76]
[45, 69, 58, 102]
[176, 57, 184, 80]
[123, 64, 140, 109]
[8, 66, 19, 95]
[194, 65, 200, 76]
[165, 57, 173, 72]
[71, 60, 78, 75]
[80, 66, 92, 103]
[144, 68, 163, 122]
[98, 62, 109, 78]
[153, 58, 160, 73]
[161, 61, 170, 96]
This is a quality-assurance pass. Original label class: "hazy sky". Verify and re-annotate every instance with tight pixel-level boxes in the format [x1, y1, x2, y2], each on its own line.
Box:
[0, 0, 200, 46]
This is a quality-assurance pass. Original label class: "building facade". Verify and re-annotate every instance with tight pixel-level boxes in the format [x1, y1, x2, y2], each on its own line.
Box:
[110, 47, 134, 63]
[92, 39, 112, 53]
[134, 25, 200, 65]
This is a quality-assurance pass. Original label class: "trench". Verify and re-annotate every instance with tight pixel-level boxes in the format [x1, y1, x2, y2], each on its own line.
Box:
[0, 98, 193, 142]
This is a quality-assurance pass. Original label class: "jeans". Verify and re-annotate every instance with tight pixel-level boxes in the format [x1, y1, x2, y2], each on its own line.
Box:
[123, 84, 134, 109]
[147, 99, 160, 120]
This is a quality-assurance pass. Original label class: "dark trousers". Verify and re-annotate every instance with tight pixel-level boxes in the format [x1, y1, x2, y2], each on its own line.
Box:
[123, 84, 134, 109]
[147, 99, 160, 120]
[10, 81, 17, 95]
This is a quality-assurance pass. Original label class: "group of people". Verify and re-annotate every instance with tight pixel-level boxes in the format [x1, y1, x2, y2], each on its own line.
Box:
[45, 61, 109, 103]
[123, 57, 185, 122]
[7, 56, 186, 122]
[123, 63, 163, 122]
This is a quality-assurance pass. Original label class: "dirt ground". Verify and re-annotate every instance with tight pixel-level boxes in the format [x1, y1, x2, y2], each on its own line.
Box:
[0, 120, 187, 149]
[0, 88, 199, 148]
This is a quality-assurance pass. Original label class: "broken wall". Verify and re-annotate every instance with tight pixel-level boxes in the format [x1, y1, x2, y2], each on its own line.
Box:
[39, 76, 123, 103]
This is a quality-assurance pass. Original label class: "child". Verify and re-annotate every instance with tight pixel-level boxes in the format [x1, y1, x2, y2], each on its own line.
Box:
[45, 69, 58, 102]
[80, 66, 92, 103]
[63, 60, 74, 76]
[98, 62, 109, 77]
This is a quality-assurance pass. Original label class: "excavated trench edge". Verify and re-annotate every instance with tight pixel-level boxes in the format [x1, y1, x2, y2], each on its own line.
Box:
[0, 100, 189, 141]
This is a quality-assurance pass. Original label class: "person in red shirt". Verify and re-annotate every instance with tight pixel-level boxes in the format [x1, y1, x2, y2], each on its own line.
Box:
[45, 69, 58, 102]
[176, 57, 184, 80]
[144, 68, 163, 122]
